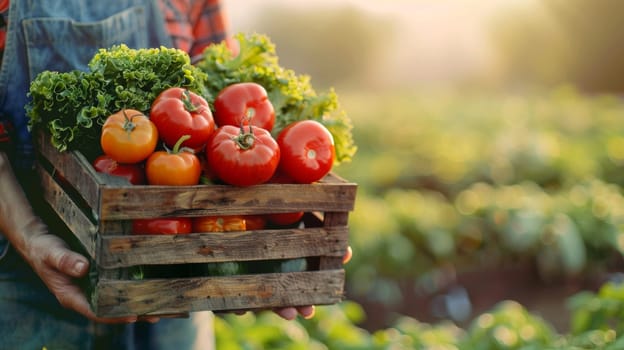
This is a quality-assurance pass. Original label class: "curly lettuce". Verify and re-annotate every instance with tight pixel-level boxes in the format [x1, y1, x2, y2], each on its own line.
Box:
[27, 45, 208, 158]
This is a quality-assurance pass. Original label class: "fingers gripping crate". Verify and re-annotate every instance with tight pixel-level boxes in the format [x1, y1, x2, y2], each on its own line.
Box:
[35, 133, 357, 318]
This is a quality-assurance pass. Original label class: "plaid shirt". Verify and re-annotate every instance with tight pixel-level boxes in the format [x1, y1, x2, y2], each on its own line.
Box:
[0, 0, 228, 61]
[0, 0, 228, 151]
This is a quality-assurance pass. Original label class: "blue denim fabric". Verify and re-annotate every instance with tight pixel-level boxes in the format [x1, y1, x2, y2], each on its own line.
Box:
[0, 1, 205, 349]
[0, 0, 172, 173]
[0, 243, 202, 349]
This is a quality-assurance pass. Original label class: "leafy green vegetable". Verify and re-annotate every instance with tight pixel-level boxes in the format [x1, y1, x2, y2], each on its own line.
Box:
[27, 45, 208, 159]
[196, 32, 357, 164]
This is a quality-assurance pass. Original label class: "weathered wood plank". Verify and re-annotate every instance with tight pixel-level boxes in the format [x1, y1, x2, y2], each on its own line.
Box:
[319, 212, 351, 270]
[37, 165, 99, 258]
[99, 226, 349, 268]
[98, 181, 356, 220]
[94, 270, 345, 317]
[36, 132, 103, 213]
[36, 133, 356, 317]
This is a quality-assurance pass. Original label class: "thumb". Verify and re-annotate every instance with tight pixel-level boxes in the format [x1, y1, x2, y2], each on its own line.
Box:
[47, 247, 90, 278]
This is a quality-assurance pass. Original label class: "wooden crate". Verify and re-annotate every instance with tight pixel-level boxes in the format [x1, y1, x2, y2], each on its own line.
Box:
[35, 133, 357, 318]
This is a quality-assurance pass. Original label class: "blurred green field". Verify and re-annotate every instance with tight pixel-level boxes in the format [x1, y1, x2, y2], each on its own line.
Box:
[336, 86, 624, 284]
[214, 86, 624, 349]
[214, 1, 624, 347]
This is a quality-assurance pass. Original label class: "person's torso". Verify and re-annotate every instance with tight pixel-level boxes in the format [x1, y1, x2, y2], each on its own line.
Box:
[0, 0, 172, 254]
[0, 0, 172, 169]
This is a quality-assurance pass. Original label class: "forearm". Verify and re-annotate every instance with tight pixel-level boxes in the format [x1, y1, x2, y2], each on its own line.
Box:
[0, 151, 46, 257]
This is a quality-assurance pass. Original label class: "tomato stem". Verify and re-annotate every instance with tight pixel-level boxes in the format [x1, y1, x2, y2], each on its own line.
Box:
[235, 124, 255, 150]
[122, 109, 138, 133]
[170, 135, 192, 154]
[181, 89, 201, 112]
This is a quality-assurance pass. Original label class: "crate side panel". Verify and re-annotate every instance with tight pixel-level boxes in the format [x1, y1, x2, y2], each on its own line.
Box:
[319, 212, 351, 270]
[100, 226, 349, 268]
[37, 165, 98, 258]
[36, 133, 102, 212]
[98, 181, 357, 220]
[93, 270, 345, 317]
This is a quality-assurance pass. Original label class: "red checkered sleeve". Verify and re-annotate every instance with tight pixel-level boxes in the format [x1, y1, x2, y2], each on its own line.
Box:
[160, 0, 230, 58]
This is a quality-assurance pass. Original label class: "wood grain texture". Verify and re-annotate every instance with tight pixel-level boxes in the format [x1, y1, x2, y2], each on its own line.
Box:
[94, 270, 345, 317]
[99, 226, 349, 268]
[97, 180, 356, 220]
[37, 164, 98, 258]
[36, 134, 356, 317]
[320, 212, 351, 270]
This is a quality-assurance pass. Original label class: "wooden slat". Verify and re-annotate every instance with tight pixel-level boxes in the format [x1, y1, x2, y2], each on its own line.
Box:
[37, 165, 99, 258]
[99, 226, 349, 268]
[93, 270, 345, 317]
[36, 132, 103, 213]
[319, 212, 351, 270]
[37, 132, 357, 221]
[98, 181, 356, 220]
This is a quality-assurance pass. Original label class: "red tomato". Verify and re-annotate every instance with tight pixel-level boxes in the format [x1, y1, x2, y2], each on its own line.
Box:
[205, 125, 280, 187]
[243, 215, 267, 230]
[213, 82, 275, 132]
[145, 135, 202, 186]
[92, 155, 146, 185]
[265, 212, 304, 227]
[276, 120, 335, 183]
[150, 87, 215, 150]
[100, 109, 158, 164]
[132, 217, 193, 235]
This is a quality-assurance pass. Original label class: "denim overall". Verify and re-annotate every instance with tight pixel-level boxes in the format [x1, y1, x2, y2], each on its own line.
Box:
[0, 1, 204, 349]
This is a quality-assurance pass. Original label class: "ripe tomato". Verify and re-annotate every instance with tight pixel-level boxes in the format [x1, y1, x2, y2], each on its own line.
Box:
[145, 135, 202, 185]
[100, 109, 158, 164]
[276, 120, 335, 183]
[92, 155, 146, 185]
[243, 215, 267, 230]
[132, 217, 193, 235]
[192, 215, 246, 232]
[205, 125, 280, 187]
[265, 212, 304, 227]
[150, 87, 215, 150]
[213, 82, 275, 132]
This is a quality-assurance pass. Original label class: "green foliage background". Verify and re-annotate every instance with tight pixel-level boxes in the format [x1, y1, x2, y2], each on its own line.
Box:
[214, 2, 624, 348]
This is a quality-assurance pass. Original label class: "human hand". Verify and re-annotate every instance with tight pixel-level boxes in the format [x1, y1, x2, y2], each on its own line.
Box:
[24, 230, 160, 324]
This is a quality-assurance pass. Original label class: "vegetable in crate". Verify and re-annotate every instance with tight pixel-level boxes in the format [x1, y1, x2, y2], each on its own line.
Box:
[92, 155, 146, 185]
[213, 82, 275, 131]
[100, 109, 158, 164]
[26, 45, 208, 159]
[145, 135, 202, 186]
[192, 215, 246, 232]
[150, 87, 215, 150]
[202, 262, 247, 277]
[205, 124, 280, 186]
[132, 217, 193, 235]
[276, 120, 335, 183]
[196, 32, 356, 164]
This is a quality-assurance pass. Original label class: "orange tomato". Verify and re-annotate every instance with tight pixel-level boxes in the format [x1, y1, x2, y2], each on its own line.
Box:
[145, 135, 202, 185]
[100, 109, 158, 164]
[192, 215, 246, 232]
